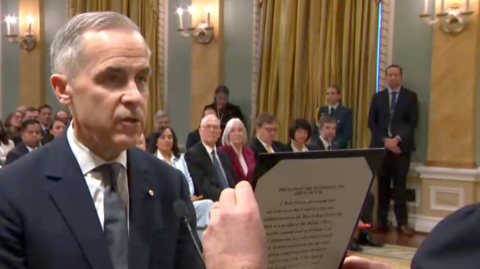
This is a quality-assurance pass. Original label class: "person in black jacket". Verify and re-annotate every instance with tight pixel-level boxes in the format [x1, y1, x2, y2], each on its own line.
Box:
[312, 85, 353, 149]
[5, 119, 42, 165]
[204, 85, 245, 130]
[368, 64, 418, 236]
[250, 113, 286, 158]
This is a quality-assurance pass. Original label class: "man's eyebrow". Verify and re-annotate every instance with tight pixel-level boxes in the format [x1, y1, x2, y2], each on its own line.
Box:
[138, 67, 152, 75]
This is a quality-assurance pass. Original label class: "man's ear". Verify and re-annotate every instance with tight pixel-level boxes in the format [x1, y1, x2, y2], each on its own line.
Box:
[50, 74, 71, 106]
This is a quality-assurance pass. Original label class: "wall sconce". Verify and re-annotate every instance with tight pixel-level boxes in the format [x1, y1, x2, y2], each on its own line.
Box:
[176, 5, 214, 45]
[420, 0, 473, 34]
[4, 14, 37, 51]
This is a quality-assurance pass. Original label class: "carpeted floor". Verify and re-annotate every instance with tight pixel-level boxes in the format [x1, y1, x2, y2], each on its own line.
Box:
[351, 244, 417, 269]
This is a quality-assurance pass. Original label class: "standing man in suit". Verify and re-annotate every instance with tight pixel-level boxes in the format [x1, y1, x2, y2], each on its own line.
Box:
[368, 64, 418, 236]
[0, 12, 203, 269]
[5, 119, 42, 165]
[38, 104, 53, 137]
[312, 85, 353, 149]
[185, 114, 236, 201]
[250, 113, 285, 157]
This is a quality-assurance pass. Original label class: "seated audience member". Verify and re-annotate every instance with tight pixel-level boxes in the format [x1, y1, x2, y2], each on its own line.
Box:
[312, 85, 353, 149]
[219, 118, 256, 183]
[148, 127, 213, 238]
[38, 104, 52, 137]
[185, 114, 236, 201]
[42, 118, 66, 145]
[204, 85, 245, 130]
[145, 110, 171, 146]
[286, 119, 318, 152]
[4, 111, 22, 144]
[16, 105, 27, 115]
[186, 107, 219, 150]
[250, 113, 286, 157]
[312, 116, 337, 150]
[136, 134, 146, 150]
[55, 110, 71, 123]
[23, 107, 39, 121]
[5, 119, 41, 165]
[0, 120, 15, 160]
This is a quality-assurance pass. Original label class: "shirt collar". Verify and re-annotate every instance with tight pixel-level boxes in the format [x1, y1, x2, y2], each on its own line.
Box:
[202, 142, 216, 155]
[319, 135, 331, 149]
[388, 87, 401, 94]
[66, 124, 127, 175]
[328, 103, 339, 110]
[291, 140, 307, 152]
[156, 150, 177, 162]
[25, 145, 35, 152]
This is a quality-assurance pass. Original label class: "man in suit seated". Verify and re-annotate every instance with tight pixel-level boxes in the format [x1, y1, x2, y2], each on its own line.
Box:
[0, 11, 203, 269]
[186, 107, 219, 150]
[185, 114, 236, 201]
[313, 116, 383, 251]
[250, 113, 285, 157]
[312, 85, 353, 149]
[145, 110, 171, 147]
[5, 119, 42, 165]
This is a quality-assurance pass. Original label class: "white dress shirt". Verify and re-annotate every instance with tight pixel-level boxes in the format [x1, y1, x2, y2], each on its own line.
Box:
[290, 140, 309, 152]
[66, 125, 129, 230]
[202, 142, 228, 180]
[257, 137, 274, 153]
[328, 103, 339, 114]
[156, 151, 195, 195]
[319, 135, 332, 150]
[0, 140, 14, 158]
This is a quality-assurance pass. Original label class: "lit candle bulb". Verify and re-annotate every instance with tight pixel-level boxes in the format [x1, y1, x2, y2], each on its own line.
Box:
[26, 15, 34, 35]
[205, 5, 212, 27]
[176, 7, 184, 29]
[466, 0, 470, 11]
[188, 5, 195, 28]
[424, 0, 429, 14]
[4, 15, 17, 36]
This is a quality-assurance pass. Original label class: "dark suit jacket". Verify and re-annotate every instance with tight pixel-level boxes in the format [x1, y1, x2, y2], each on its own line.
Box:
[411, 204, 480, 269]
[218, 145, 256, 183]
[185, 129, 221, 151]
[249, 138, 286, 159]
[42, 134, 55, 145]
[204, 102, 245, 130]
[184, 143, 236, 201]
[368, 87, 418, 152]
[311, 139, 338, 151]
[5, 142, 30, 165]
[0, 134, 203, 269]
[312, 105, 353, 149]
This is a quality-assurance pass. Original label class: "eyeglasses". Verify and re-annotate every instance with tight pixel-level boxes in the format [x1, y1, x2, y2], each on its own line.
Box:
[263, 127, 277, 133]
[202, 125, 220, 131]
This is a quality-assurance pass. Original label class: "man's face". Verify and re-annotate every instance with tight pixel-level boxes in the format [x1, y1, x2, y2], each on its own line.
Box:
[215, 92, 228, 108]
[50, 120, 65, 137]
[326, 87, 341, 105]
[386, 67, 402, 89]
[154, 116, 171, 131]
[256, 122, 277, 144]
[24, 111, 39, 121]
[53, 29, 151, 151]
[199, 115, 221, 146]
[21, 123, 41, 148]
[39, 108, 52, 126]
[319, 122, 337, 143]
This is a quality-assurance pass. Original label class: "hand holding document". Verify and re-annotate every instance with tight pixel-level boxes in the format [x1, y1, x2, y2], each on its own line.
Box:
[253, 149, 384, 269]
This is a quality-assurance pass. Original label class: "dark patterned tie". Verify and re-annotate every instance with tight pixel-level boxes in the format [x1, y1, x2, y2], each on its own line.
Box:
[96, 163, 128, 269]
[211, 150, 229, 189]
[389, 92, 397, 136]
[330, 107, 335, 115]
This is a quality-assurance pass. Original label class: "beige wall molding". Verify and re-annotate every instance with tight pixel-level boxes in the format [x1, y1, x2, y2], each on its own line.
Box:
[415, 165, 480, 182]
[430, 186, 464, 212]
[388, 213, 442, 233]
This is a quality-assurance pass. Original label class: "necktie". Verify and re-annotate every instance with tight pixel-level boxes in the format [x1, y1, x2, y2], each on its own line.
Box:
[96, 163, 128, 269]
[266, 144, 273, 153]
[330, 107, 335, 115]
[389, 92, 397, 136]
[211, 150, 229, 189]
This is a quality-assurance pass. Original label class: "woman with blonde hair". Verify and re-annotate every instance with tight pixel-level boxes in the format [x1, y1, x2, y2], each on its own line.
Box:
[219, 118, 256, 183]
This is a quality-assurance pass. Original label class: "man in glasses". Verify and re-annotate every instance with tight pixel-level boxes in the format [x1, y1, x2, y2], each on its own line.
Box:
[250, 113, 286, 158]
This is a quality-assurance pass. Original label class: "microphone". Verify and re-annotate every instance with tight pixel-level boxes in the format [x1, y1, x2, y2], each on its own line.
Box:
[173, 199, 206, 268]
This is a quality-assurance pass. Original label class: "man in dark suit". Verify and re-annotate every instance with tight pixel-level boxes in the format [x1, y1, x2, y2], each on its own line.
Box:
[312, 85, 353, 149]
[185, 114, 236, 202]
[5, 119, 42, 165]
[368, 64, 418, 236]
[0, 12, 203, 269]
[250, 113, 285, 158]
[313, 116, 383, 251]
[38, 104, 53, 137]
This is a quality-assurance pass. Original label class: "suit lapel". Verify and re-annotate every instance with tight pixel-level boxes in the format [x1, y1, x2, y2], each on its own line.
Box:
[46, 135, 113, 269]
[127, 149, 157, 269]
[253, 138, 267, 154]
[229, 148, 246, 179]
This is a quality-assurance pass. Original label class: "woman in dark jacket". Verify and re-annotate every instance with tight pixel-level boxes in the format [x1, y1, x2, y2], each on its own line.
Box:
[204, 85, 245, 130]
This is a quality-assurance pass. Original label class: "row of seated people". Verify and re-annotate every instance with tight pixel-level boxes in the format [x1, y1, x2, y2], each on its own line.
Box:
[139, 112, 381, 250]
